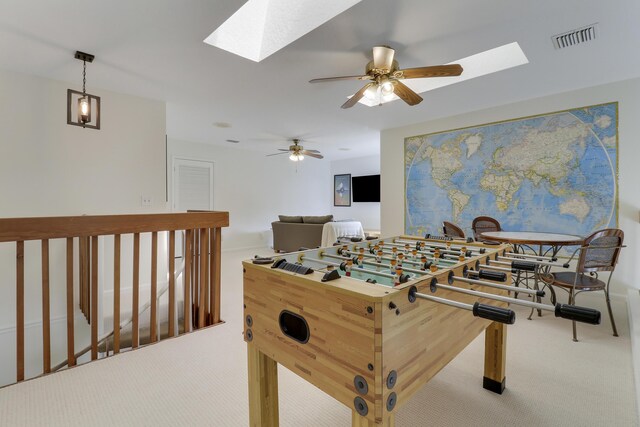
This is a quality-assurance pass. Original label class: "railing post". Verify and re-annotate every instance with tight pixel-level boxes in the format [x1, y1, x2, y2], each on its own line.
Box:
[66, 237, 76, 367]
[211, 227, 222, 324]
[169, 230, 176, 337]
[184, 229, 192, 334]
[150, 231, 158, 343]
[132, 233, 140, 349]
[16, 241, 24, 382]
[113, 234, 121, 354]
[91, 236, 98, 360]
[41, 239, 51, 374]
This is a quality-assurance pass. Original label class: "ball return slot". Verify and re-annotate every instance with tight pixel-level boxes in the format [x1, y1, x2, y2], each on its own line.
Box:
[435, 271, 601, 325]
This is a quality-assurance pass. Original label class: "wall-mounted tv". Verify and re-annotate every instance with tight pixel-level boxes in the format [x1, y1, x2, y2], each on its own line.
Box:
[352, 174, 380, 202]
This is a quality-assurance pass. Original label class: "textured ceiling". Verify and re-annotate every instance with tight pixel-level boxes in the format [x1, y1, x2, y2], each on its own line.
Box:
[0, 0, 638, 160]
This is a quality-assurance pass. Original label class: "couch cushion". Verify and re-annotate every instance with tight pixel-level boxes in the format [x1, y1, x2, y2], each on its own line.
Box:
[278, 215, 303, 223]
[302, 215, 334, 224]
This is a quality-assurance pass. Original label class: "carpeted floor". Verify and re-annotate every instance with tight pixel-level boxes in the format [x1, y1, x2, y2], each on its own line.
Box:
[0, 248, 637, 426]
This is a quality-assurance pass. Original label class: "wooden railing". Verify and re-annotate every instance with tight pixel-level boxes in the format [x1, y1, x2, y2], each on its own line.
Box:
[0, 211, 229, 384]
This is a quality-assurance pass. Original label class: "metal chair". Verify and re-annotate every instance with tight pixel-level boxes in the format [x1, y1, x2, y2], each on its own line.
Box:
[543, 228, 624, 342]
[472, 216, 501, 242]
[442, 221, 465, 239]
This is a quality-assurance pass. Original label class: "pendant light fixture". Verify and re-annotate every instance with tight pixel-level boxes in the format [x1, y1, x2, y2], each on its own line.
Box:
[67, 51, 101, 130]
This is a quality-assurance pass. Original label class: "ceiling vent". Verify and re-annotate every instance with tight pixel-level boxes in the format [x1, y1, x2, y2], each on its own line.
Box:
[552, 23, 598, 49]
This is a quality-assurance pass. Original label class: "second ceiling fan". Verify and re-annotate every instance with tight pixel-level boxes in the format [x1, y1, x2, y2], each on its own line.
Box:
[310, 45, 463, 108]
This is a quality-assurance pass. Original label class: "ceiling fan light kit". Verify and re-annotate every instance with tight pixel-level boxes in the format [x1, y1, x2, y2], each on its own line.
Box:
[310, 45, 463, 109]
[267, 139, 324, 162]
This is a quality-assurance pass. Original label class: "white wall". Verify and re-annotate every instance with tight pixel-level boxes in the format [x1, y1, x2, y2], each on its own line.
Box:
[330, 154, 381, 231]
[381, 77, 640, 295]
[167, 139, 332, 250]
[0, 69, 167, 385]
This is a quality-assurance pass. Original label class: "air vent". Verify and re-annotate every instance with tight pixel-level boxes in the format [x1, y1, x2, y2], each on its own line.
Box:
[552, 23, 598, 49]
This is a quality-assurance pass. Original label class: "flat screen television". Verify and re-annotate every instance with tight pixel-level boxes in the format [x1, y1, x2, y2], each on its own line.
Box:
[352, 174, 380, 202]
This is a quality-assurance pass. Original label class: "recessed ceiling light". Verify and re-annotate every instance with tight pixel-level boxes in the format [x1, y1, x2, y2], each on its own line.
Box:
[226, 139, 240, 143]
[214, 122, 232, 128]
[357, 42, 529, 107]
[204, 0, 362, 62]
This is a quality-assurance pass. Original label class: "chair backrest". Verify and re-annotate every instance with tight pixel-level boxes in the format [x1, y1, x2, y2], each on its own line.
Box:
[472, 216, 501, 240]
[442, 221, 465, 239]
[577, 228, 624, 273]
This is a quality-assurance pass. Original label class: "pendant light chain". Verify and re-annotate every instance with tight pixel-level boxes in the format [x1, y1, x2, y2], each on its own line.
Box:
[82, 60, 87, 96]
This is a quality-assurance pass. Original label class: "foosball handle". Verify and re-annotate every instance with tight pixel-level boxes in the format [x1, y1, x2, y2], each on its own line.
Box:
[511, 260, 536, 272]
[472, 303, 516, 324]
[554, 304, 601, 325]
[477, 270, 507, 282]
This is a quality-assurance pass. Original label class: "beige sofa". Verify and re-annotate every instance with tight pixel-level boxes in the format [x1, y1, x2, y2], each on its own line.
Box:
[272, 215, 333, 252]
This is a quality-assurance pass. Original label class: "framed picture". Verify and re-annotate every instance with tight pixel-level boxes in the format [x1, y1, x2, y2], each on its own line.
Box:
[334, 174, 351, 207]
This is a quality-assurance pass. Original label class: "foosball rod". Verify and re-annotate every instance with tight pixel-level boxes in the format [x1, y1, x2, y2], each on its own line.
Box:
[408, 287, 516, 325]
[497, 256, 570, 269]
[390, 239, 485, 256]
[302, 255, 398, 281]
[343, 249, 456, 268]
[458, 270, 544, 297]
[501, 252, 558, 262]
[393, 238, 486, 255]
[379, 240, 478, 257]
[428, 280, 601, 325]
[374, 244, 466, 262]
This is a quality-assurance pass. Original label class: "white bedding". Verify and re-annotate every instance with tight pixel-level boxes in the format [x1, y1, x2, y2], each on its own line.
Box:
[321, 221, 365, 247]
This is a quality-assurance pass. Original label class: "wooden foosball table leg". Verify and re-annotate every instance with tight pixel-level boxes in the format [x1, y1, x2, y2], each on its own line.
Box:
[247, 344, 279, 427]
[351, 412, 395, 426]
[483, 321, 507, 394]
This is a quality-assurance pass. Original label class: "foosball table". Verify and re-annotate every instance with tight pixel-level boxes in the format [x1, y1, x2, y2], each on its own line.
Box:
[242, 235, 600, 426]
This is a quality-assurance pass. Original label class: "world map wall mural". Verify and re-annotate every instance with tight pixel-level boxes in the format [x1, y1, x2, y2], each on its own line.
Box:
[404, 102, 618, 237]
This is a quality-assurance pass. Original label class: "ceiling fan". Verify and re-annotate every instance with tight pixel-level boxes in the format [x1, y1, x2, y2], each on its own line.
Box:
[310, 45, 463, 108]
[266, 139, 324, 162]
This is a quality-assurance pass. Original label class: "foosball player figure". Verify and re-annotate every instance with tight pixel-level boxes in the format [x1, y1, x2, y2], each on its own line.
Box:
[389, 259, 397, 274]
[420, 255, 429, 271]
[411, 249, 418, 261]
[404, 243, 411, 255]
[375, 250, 383, 264]
[459, 254, 465, 262]
[397, 253, 404, 268]
[418, 241, 425, 251]
[391, 246, 398, 259]
[430, 263, 438, 272]
[359, 247, 365, 256]
[326, 264, 335, 273]
[446, 241, 452, 249]
[345, 260, 353, 277]
[434, 248, 441, 259]
[394, 267, 403, 286]
[357, 254, 364, 268]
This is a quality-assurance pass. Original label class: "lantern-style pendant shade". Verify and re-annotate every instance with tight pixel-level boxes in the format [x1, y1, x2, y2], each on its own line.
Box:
[67, 89, 100, 129]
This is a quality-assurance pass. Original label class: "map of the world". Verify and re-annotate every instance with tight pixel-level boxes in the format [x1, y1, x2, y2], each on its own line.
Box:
[404, 102, 618, 238]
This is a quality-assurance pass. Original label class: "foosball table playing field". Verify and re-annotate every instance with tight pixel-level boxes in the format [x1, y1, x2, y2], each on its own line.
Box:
[242, 235, 601, 426]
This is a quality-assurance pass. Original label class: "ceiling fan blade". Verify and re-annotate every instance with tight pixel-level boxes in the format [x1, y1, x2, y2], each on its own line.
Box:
[277, 149, 290, 151]
[372, 46, 395, 71]
[399, 64, 463, 79]
[301, 150, 323, 159]
[393, 80, 423, 106]
[341, 83, 374, 109]
[266, 152, 290, 157]
[305, 149, 321, 153]
[309, 75, 369, 83]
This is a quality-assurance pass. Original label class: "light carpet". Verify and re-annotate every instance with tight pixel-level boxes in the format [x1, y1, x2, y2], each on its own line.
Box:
[0, 248, 637, 426]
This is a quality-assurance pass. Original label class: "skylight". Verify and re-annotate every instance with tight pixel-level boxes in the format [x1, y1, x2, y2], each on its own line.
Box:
[358, 42, 529, 107]
[204, 0, 362, 62]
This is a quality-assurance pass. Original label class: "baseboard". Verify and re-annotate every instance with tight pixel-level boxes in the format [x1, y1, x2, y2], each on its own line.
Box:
[627, 289, 640, 424]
